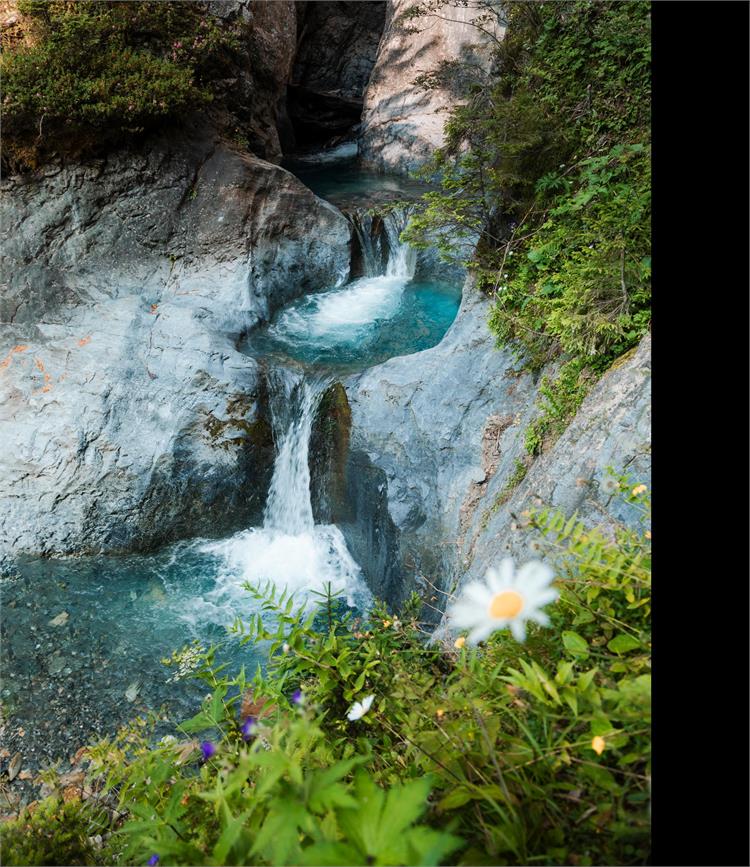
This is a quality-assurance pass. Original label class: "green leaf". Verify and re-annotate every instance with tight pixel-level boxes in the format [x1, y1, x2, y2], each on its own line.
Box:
[607, 633, 641, 654]
[562, 630, 590, 657]
[437, 787, 473, 810]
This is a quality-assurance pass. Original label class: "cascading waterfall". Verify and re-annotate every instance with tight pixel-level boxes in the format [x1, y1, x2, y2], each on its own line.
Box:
[199, 369, 368, 620]
[267, 206, 417, 348]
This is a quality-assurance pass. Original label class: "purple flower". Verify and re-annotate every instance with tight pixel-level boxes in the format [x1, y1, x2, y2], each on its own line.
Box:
[148, 856, 160, 866]
[291, 689, 303, 706]
[241, 716, 256, 741]
[200, 740, 216, 761]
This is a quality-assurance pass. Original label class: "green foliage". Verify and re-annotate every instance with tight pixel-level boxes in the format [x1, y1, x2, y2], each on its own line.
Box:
[2, 485, 648, 866]
[0, 796, 106, 865]
[523, 358, 596, 456]
[1, 1, 243, 170]
[402, 0, 651, 373]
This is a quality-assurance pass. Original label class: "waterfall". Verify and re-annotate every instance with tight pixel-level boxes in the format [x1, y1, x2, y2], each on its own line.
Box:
[348, 206, 417, 280]
[199, 369, 368, 616]
[265, 205, 417, 352]
[383, 207, 417, 279]
[263, 373, 318, 535]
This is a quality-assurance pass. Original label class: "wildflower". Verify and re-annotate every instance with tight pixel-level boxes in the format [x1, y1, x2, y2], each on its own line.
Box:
[148, 856, 160, 866]
[291, 689, 303, 706]
[454, 635, 466, 649]
[382, 620, 392, 628]
[645, 530, 652, 540]
[631, 484, 647, 496]
[436, 708, 445, 720]
[346, 694, 375, 721]
[601, 477, 619, 495]
[282, 642, 290, 653]
[591, 735, 606, 755]
[241, 717, 256, 741]
[392, 619, 401, 629]
[447, 558, 557, 644]
[200, 741, 216, 761]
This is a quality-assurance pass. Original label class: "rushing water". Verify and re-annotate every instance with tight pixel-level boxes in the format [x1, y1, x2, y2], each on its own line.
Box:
[246, 207, 461, 371]
[2, 157, 462, 774]
[201, 371, 367, 607]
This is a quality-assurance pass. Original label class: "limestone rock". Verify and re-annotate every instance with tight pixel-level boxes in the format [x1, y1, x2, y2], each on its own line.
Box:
[342, 280, 651, 611]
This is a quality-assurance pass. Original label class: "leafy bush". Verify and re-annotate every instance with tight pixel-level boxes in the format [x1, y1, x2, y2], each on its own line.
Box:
[5, 482, 650, 866]
[403, 0, 651, 381]
[0, 796, 106, 865]
[1, 1, 244, 170]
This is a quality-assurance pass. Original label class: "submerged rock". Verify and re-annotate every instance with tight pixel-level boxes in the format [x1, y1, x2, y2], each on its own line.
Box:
[0, 127, 351, 561]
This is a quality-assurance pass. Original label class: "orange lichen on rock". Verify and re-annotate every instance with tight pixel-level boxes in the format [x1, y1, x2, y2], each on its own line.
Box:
[33, 356, 54, 393]
[0, 344, 29, 371]
[77, 335, 92, 347]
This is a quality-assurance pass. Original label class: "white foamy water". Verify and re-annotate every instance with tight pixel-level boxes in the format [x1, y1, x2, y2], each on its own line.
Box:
[292, 141, 358, 164]
[190, 374, 369, 626]
[268, 209, 417, 349]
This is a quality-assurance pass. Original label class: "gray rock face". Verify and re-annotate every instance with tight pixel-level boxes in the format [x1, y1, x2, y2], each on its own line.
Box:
[293, 2, 386, 100]
[341, 280, 651, 612]
[359, 0, 503, 173]
[204, 0, 298, 162]
[289, 1, 386, 148]
[0, 128, 351, 560]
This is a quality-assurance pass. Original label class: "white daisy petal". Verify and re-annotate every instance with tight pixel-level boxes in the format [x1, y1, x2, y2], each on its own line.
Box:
[463, 581, 493, 606]
[346, 694, 375, 722]
[448, 601, 483, 628]
[467, 622, 495, 645]
[533, 589, 559, 607]
[486, 567, 504, 594]
[529, 611, 550, 628]
[517, 560, 554, 589]
[510, 619, 526, 642]
[497, 558, 515, 586]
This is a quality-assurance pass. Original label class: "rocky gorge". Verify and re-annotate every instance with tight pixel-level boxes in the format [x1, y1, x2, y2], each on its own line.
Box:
[1, 0, 650, 803]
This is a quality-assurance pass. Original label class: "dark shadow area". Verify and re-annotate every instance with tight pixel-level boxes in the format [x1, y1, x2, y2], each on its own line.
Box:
[288, 1, 386, 151]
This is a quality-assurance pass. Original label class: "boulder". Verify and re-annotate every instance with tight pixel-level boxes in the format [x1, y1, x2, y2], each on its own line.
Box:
[0, 127, 351, 561]
[341, 280, 651, 610]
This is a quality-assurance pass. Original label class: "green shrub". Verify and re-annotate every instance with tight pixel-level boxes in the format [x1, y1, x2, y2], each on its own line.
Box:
[0, 796, 104, 865]
[1, 1, 244, 170]
[32, 481, 651, 867]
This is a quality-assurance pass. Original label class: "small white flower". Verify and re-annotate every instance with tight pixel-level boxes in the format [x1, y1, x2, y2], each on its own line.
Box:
[448, 558, 557, 645]
[601, 477, 619, 495]
[346, 694, 375, 721]
[282, 643, 290, 653]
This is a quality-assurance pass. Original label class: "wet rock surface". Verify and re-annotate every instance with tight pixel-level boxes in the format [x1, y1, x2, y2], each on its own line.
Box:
[0, 127, 351, 560]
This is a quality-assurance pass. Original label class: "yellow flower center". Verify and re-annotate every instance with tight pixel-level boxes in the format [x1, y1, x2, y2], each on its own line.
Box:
[488, 590, 524, 619]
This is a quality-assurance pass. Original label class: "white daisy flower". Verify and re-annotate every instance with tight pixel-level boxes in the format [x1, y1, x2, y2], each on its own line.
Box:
[346, 694, 375, 722]
[448, 558, 557, 645]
